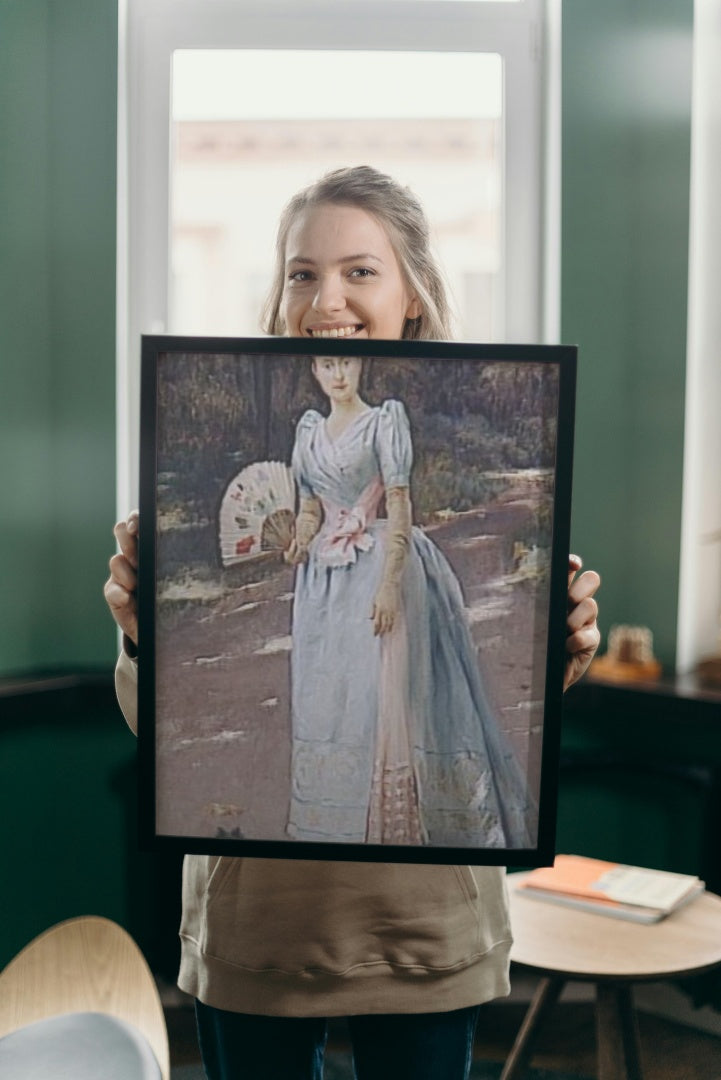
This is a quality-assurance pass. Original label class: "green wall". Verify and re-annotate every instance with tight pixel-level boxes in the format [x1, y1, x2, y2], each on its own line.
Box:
[562, 0, 693, 669]
[0, 683, 183, 973]
[0, 0, 118, 676]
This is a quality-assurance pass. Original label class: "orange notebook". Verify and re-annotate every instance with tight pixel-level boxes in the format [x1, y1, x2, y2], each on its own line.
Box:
[516, 855, 703, 923]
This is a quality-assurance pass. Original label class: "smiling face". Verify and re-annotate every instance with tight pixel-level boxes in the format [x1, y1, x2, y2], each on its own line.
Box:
[281, 203, 421, 341]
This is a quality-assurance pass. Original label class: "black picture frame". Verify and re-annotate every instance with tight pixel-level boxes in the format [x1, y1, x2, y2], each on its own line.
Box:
[138, 335, 576, 866]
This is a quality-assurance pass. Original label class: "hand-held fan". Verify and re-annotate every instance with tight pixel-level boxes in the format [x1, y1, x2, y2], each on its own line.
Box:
[218, 461, 295, 567]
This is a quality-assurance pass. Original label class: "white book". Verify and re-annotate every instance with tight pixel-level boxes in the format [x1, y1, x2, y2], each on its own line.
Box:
[516, 855, 704, 922]
[519, 878, 705, 924]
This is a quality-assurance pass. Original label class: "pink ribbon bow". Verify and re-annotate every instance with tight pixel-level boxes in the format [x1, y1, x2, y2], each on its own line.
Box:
[317, 479, 383, 567]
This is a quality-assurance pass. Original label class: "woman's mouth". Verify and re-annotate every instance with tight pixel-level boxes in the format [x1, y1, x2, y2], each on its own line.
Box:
[307, 324, 364, 338]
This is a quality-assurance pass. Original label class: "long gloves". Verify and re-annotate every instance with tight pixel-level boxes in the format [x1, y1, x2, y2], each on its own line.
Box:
[372, 486, 411, 636]
[284, 496, 322, 565]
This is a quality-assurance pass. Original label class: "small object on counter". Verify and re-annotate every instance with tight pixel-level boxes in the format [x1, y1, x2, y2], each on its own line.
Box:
[590, 623, 662, 682]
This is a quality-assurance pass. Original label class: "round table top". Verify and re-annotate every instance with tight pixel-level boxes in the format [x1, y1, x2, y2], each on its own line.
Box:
[508, 872, 721, 981]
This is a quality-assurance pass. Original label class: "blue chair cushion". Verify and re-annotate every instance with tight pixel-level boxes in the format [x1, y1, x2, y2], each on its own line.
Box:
[0, 1011, 162, 1079]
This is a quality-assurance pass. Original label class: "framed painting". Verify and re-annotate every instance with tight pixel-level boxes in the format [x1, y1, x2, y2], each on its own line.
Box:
[137, 336, 576, 865]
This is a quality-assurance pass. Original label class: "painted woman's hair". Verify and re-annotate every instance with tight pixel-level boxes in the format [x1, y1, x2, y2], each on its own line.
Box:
[261, 165, 454, 341]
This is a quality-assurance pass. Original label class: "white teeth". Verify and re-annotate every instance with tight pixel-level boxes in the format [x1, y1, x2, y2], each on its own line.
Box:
[310, 325, 359, 338]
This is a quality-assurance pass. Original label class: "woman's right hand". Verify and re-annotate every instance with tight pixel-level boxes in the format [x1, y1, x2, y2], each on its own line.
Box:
[283, 537, 309, 565]
[104, 510, 139, 645]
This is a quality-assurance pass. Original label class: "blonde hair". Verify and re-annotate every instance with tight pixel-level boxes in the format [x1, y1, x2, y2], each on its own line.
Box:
[262, 165, 453, 341]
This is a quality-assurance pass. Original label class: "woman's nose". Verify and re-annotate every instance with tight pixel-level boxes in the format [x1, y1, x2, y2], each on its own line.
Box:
[312, 273, 345, 315]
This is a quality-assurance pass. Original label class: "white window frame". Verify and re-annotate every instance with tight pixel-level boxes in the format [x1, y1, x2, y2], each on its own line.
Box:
[117, 0, 558, 511]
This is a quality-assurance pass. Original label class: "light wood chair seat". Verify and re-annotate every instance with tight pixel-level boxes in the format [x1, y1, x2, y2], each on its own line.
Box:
[503, 873, 721, 1080]
[0, 916, 169, 1079]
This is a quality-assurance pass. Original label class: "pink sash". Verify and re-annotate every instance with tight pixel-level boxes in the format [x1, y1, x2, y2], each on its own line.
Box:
[316, 478, 384, 567]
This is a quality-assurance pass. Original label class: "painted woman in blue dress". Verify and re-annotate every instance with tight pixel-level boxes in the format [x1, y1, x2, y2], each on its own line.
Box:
[284, 354, 536, 849]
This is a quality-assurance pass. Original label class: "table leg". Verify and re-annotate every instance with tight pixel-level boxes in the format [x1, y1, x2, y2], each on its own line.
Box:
[500, 976, 565, 1080]
[596, 982, 643, 1080]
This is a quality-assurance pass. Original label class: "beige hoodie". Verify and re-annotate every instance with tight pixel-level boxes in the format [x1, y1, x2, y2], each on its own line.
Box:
[116, 650, 512, 1016]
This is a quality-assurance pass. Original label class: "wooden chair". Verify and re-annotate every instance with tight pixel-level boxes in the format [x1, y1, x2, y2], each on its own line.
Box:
[0, 915, 170, 1079]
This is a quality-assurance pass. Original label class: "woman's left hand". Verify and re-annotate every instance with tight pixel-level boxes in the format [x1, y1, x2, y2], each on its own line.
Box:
[564, 554, 601, 691]
[371, 583, 401, 636]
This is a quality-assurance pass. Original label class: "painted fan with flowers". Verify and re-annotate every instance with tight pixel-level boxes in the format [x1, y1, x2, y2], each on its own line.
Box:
[218, 460, 296, 567]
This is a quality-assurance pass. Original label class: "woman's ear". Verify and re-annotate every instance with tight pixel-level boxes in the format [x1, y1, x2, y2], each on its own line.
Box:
[406, 296, 423, 320]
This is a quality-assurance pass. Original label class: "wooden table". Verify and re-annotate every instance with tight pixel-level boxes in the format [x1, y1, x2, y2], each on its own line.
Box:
[502, 874, 721, 1080]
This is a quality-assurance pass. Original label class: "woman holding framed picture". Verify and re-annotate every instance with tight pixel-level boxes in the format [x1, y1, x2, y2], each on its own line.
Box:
[106, 166, 600, 1080]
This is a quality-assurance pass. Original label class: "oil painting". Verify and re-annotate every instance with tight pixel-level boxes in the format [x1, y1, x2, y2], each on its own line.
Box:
[138, 336, 576, 864]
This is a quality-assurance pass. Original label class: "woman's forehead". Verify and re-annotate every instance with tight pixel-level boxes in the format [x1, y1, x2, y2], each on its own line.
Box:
[285, 203, 396, 262]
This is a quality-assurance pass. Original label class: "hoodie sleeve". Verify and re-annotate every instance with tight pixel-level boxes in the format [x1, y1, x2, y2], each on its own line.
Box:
[115, 646, 138, 736]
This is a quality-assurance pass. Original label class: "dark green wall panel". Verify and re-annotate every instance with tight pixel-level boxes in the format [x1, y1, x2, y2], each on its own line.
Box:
[0, 696, 133, 966]
[0, 3, 54, 669]
[0, 0, 118, 675]
[562, 1, 693, 669]
[0, 684, 183, 975]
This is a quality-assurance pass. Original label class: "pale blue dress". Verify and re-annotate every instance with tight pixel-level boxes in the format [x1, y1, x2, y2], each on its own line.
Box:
[287, 399, 535, 849]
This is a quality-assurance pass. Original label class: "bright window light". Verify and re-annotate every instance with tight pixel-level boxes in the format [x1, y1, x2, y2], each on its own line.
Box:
[173, 50, 502, 121]
[170, 50, 504, 341]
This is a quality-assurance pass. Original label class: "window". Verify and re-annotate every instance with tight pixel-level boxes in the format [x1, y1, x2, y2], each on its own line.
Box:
[118, 0, 557, 509]
[170, 49, 503, 340]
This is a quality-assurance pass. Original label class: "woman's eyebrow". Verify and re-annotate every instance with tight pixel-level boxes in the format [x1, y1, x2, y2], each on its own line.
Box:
[339, 253, 384, 265]
[286, 253, 384, 266]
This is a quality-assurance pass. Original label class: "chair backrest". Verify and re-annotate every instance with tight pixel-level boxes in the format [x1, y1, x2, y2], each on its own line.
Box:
[0, 915, 170, 1080]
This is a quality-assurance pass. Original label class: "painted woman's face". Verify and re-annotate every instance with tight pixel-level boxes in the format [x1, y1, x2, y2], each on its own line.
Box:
[311, 356, 363, 405]
[281, 203, 421, 341]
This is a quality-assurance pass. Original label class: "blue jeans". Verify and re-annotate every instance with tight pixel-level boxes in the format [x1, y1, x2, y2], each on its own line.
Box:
[195, 1000, 481, 1080]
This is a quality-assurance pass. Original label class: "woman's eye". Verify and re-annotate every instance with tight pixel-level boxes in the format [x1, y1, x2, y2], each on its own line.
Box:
[349, 267, 374, 279]
[288, 269, 313, 283]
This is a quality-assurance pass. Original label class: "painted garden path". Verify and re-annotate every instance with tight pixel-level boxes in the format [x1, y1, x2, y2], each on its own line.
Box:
[154, 496, 549, 844]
